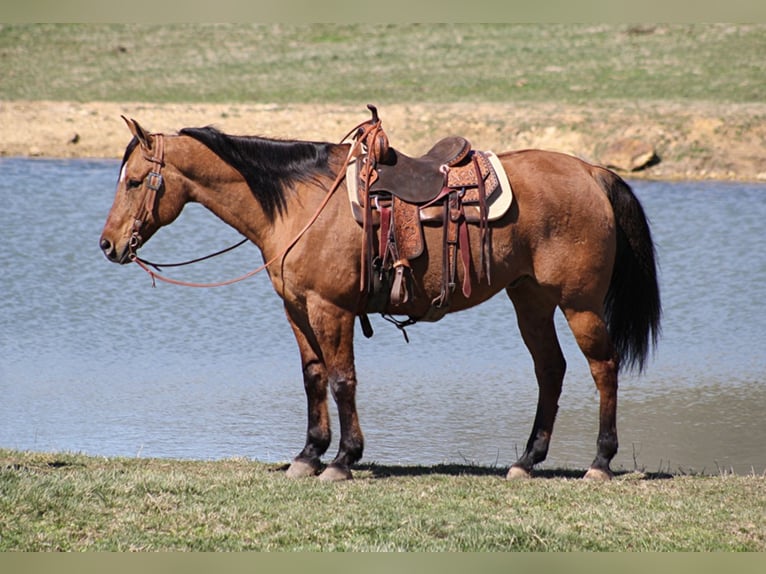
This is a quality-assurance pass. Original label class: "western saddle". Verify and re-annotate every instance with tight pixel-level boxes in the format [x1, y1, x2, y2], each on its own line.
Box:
[348, 105, 509, 336]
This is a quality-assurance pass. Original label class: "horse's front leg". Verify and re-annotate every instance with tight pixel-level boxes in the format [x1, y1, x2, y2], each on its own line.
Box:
[318, 306, 363, 482]
[284, 307, 331, 478]
[321, 358, 363, 481]
[283, 300, 363, 481]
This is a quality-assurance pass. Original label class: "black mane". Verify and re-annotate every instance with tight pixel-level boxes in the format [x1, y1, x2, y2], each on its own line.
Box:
[179, 126, 335, 220]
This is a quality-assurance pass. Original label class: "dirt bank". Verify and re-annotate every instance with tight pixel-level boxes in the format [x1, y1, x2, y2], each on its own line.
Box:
[2, 100, 765, 181]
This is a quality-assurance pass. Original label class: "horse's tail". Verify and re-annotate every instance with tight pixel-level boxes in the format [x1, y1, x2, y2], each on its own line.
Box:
[596, 169, 661, 373]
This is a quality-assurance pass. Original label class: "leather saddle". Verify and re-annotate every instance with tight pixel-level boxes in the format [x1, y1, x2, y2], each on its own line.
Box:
[348, 105, 512, 332]
[372, 136, 472, 203]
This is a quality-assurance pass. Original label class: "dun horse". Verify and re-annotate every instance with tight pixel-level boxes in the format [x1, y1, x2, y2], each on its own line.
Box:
[100, 110, 660, 481]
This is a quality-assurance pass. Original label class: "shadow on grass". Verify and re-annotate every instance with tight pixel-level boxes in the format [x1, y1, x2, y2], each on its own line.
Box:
[273, 462, 675, 480]
[360, 464, 673, 480]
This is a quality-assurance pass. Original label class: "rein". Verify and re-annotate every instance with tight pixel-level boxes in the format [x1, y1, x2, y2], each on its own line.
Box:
[136, 237, 250, 271]
[129, 116, 381, 288]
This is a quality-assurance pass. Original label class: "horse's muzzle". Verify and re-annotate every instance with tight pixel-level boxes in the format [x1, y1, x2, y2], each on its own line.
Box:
[99, 236, 131, 264]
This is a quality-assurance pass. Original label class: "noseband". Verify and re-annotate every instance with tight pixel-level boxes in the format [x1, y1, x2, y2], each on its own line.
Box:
[128, 134, 165, 258]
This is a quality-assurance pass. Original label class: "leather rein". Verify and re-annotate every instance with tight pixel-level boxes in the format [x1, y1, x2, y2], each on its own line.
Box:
[128, 118, 380, 288]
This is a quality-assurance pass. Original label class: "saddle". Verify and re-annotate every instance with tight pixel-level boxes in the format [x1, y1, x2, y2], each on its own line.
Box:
[348, 105, 512, 332]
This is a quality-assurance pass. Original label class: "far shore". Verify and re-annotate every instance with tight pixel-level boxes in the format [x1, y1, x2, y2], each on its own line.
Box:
[2, 100, 765, 182]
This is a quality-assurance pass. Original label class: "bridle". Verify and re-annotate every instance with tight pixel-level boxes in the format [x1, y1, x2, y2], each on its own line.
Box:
[128, 133, 165, 259]
[125, 114, 382, 288]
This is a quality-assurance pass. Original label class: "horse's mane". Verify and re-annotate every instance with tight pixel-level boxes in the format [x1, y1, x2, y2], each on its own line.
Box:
[179, 126, 335, 220]
[121, 137, 139, 167]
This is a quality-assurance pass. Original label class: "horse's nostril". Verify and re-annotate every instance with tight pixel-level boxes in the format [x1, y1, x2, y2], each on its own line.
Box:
[100, 237, 113, 254]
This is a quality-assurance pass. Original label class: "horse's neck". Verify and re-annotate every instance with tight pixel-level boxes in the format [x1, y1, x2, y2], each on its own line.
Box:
[177, 137, 345, 258]
[187, 167, 275, 249]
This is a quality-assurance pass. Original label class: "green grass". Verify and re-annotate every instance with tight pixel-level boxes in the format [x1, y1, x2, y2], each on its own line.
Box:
[1, 449, 763, 551]
[1, 23, 764, 104]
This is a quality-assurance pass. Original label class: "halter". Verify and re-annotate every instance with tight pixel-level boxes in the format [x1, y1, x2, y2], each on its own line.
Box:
[128, 134, 165, 257]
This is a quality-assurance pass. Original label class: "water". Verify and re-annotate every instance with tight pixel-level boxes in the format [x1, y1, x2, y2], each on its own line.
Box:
[1, 157, 765, 475]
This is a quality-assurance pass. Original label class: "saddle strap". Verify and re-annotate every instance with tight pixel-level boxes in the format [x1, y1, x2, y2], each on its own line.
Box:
[357, 109, 386, 296]
[361, 174, 375, 294]
[450, 194, 472, 299]
[473, 154, 491, 283]
[379, 202, 392, 261]
[360, 132, 382, 294]
[457, 205, 472, 298]
[434, 189, 473, 308]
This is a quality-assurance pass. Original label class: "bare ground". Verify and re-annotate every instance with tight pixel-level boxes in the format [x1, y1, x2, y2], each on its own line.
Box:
[2, 100, 765, 181]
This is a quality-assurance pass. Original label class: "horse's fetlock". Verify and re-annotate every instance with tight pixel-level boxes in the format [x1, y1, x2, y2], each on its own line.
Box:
[335, 445, 363, 467]
[305, 428, 331, 455]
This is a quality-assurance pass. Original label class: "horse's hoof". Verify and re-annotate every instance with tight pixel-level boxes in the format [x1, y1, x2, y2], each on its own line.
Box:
[584, 467, 613, 481]
[285, 459, 320, 478]
[506, 465, 532, 480]
[319, 464, 353, 482]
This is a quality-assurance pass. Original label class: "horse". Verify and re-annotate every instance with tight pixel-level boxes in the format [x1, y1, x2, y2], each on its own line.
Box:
[100, 112, 660, 481]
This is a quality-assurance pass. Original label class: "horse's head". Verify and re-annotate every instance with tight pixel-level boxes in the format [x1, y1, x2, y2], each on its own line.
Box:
[99, 117, 189, 263]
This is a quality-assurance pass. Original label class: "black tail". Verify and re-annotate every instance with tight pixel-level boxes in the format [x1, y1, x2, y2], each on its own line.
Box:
[597, 169, 661, 373]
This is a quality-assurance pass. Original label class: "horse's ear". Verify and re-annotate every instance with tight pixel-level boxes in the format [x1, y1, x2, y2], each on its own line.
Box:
[121, 115, 153, 151]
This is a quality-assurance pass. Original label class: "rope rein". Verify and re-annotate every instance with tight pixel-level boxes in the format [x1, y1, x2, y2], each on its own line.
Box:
[137, 238, 249, 271]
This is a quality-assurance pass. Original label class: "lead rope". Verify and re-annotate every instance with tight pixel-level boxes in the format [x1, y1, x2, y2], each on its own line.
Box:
[131, 118, 380, 289]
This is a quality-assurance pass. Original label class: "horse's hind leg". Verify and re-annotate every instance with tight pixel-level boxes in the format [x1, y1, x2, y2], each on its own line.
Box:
[506, 283, 566, 479]
[562, 306, 619, 480]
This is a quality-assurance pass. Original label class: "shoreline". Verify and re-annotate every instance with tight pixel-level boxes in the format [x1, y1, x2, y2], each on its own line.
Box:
[2, 100, 765, 182]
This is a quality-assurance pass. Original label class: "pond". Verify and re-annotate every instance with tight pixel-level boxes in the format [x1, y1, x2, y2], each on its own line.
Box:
[1, 157, 764, 475]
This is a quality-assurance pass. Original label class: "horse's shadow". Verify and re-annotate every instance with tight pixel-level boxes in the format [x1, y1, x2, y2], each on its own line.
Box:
[274, 462, 674, 480]
[356, 463, 674, 480]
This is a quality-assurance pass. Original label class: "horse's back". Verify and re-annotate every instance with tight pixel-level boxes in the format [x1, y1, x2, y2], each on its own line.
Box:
[499, 148, 616, 232]
[499, 148, 612, 204]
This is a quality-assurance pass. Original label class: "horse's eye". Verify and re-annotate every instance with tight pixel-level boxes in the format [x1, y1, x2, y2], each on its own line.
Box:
[126, 178, 142, 189]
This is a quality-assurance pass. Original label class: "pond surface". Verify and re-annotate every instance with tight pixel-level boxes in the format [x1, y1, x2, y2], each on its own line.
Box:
[1, 157, 764, 475]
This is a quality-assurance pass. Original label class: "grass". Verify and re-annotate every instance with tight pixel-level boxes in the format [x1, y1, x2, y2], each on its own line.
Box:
[1, 23, 764, 104]
[1, 449, 764, 551]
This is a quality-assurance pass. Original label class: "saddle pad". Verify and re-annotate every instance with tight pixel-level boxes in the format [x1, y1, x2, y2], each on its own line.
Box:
[346, 150, 513, 224]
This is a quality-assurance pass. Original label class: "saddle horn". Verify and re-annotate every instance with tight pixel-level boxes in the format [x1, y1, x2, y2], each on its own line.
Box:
[360, 104, 390, 164]
[366, 104, 379, 124]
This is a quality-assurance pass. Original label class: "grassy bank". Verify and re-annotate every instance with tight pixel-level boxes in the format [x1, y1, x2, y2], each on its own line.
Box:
[1, 24, 764, 104]
[1, 449, 763, 551]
